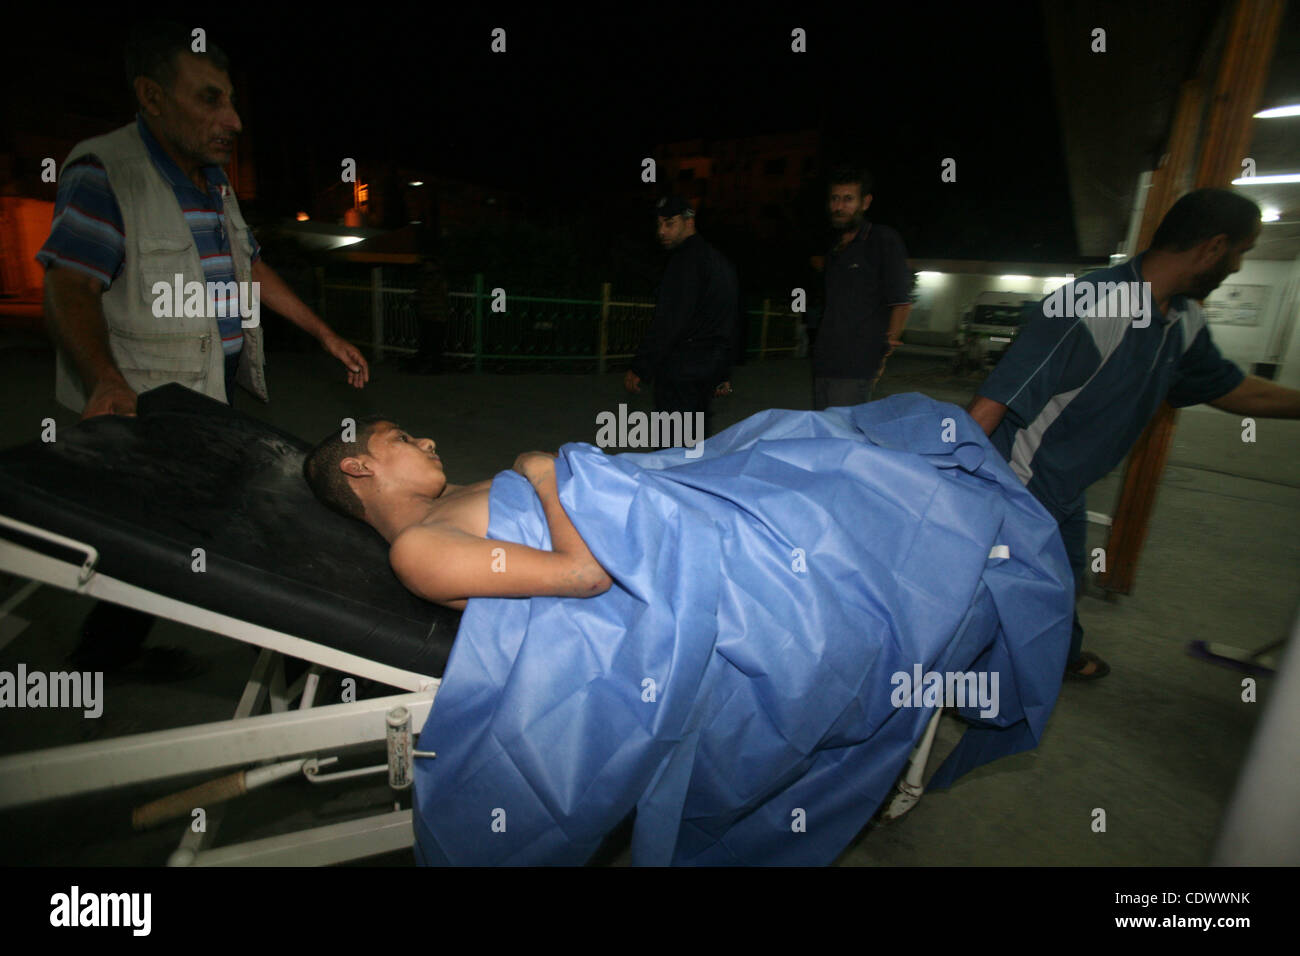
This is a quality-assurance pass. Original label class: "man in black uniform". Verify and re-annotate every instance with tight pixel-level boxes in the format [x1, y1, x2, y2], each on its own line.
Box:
[812, 166, 913, 409]
[625, 195, 738, 441]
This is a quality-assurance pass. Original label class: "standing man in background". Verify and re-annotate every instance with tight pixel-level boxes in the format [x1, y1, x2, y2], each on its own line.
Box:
[625, 195, 738, 441]
[36, 20, 369, 678]
[811, 166, 913, 409]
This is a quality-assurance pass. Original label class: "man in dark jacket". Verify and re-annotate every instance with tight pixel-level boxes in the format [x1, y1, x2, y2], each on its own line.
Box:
[812, 166, 913, 409]
[625, 196, 738, 441]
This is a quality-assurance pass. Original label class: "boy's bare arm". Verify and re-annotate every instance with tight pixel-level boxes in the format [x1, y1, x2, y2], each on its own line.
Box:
[389, 453, 611, 608]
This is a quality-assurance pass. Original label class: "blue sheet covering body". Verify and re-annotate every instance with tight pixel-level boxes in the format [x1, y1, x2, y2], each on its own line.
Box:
[412, 394, 1073, 865]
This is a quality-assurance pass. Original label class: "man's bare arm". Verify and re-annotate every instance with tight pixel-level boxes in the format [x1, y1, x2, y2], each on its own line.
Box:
[1207, 376, 1300, 419]
[251, 259, 370, 388]
[966, 395, 1008, 436]
[250, 258, 332, 340]
[43, 265, 137, 418]
[885, 302, 912, 351]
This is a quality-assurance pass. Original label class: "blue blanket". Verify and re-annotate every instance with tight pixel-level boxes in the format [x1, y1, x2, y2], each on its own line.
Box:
[412, 393, 1073, 865]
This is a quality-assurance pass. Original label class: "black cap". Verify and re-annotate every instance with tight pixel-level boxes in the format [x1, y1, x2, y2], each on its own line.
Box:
[655, 195, 694, 219]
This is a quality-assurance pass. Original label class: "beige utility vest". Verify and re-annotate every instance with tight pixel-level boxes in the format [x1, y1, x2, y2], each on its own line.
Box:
[54, 121, 268, 412]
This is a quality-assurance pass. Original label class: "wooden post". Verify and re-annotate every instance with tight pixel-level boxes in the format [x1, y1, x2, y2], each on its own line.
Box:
[1098, 80, 1202, 594]
[1100, 0, 1284, 595]
[598, 282, 611, 374]
[1137, 81, 1204, 250]
[1193, 0, 1286, 188]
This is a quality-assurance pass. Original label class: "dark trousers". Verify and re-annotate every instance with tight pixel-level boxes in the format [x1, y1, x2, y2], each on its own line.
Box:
[812, 376, 874, 411]
[653, 378, 715, 441]
[1058, 502, 1088, 665]
[652, 348, 728, 444]
[72, 354, 241, 667]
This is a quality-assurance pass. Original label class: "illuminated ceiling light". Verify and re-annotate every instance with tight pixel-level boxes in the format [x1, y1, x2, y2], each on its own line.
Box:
[408, 181, 425, 187]
[295, 211, 309, 222]
[1261, 208, 1281, 222]
[1253, 105, 1300, 119]
[1001, 275, 1030, 281]
[1232, 173, 1300, 185]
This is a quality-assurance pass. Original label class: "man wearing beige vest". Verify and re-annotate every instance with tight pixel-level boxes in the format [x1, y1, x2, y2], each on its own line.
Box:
[37, 22, 369, 677]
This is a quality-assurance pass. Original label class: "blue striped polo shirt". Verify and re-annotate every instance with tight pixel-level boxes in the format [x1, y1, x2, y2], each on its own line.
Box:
[36, 114, 261, 357]
[977, 254, 1244, 522]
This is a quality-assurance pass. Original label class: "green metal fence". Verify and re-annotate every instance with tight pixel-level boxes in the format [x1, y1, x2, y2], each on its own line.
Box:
[318, 268, 805, 372]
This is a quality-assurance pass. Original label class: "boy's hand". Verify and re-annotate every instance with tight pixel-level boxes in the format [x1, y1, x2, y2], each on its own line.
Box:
[512, 451, 557, 486]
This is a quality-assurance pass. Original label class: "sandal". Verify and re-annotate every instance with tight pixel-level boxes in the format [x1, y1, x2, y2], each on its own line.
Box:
[1065, 651, 1110, 681]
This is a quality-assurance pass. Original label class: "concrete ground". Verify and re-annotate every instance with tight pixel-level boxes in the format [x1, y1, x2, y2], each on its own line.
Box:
[0, 335, 1295, 866]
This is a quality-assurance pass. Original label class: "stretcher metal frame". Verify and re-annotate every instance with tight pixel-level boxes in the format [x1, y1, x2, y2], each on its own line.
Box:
[0, 513, 948, 865]
[0, 513, 439, 866]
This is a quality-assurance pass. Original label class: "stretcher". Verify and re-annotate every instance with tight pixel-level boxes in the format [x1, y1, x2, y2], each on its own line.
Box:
[0, 384, 1060, 865]
[0, 384, 461, 865]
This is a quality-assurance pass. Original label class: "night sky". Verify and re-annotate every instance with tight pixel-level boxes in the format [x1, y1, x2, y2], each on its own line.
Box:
[7, 3, 1080, 262]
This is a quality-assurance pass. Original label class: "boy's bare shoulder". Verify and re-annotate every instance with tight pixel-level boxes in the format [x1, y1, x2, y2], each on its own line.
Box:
[389, 521, 466, 564]
[388, 481, 494, 577]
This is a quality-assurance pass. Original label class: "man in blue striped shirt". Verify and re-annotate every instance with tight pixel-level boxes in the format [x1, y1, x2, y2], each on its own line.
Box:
[39, 21, 369, 419]
[968, 189, 1300, 679]
[38, 21, 370, 677]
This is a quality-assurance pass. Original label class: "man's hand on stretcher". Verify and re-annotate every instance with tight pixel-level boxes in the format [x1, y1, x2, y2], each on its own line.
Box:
[388, 450, 613, 610]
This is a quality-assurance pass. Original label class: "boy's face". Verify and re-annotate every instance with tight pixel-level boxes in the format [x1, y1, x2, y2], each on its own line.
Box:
[354, 422, 447, 498]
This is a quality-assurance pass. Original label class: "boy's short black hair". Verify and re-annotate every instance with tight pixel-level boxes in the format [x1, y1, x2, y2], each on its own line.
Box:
[303, 416, 396, 522]
[1150, 188, 1261, 252]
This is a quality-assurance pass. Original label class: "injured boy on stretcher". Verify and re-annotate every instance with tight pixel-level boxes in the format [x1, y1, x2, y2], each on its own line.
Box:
[302, 395, 1075, 865]
[304, 419, 609, 610]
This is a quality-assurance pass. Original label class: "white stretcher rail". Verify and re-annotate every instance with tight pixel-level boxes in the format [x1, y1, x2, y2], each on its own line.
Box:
[0, 688, 434, 808]
[0, 526, 439, 692]
[0, 516, 444, 865]
[0, 512, 99, 584]
[0, 511, 943, 864]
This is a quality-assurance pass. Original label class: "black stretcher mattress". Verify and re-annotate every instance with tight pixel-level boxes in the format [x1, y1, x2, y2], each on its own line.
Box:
[0, 384, 460, 678]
